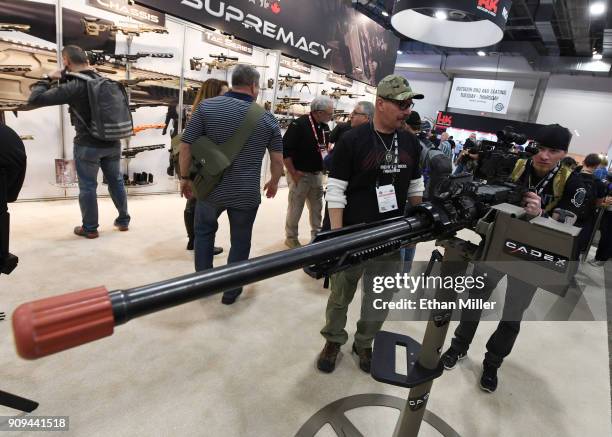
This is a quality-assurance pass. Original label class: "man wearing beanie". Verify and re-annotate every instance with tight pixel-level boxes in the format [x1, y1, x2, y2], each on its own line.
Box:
[441, 123, 587, 393]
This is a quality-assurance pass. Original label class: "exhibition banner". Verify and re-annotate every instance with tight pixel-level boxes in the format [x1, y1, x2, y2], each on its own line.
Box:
[202, 29, 254, 55]
[448, 78, 515, 114]
[280, 57, 312, 74]
[86, 0, 166, 26]
[135, 0, 399, 85]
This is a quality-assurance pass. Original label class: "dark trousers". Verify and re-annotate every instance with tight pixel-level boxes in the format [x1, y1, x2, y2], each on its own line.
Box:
[184, 198, 196, 241]
[595, 210, 612, 261]
[194, 200, 259, 300]
[450, 266, 537, 369]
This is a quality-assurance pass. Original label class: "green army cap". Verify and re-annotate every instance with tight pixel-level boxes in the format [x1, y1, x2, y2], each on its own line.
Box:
[377, 75, 424, 100]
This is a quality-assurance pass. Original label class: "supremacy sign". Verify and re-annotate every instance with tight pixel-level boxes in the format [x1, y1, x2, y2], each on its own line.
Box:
[179, 0, 330, 60]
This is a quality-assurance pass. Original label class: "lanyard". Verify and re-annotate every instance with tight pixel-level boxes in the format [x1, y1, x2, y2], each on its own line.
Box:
[309, 114, 326, 147]
[372, 125, 399, 186]
[529, 162, 560, 197]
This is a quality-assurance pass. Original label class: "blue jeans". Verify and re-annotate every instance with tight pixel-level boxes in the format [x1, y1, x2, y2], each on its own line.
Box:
[74, 145, 130, 232]
[194, 200, 259, 300]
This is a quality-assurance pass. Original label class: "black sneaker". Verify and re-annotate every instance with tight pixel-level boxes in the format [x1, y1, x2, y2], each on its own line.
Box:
[352, 343, 372, 373]
[441, 348, 466, 370]
[317, 341, 341, 373]
[480, 365, 498, 393]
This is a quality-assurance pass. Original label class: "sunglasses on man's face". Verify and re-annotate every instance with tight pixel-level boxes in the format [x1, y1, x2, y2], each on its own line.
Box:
[382, 97, 414, 110]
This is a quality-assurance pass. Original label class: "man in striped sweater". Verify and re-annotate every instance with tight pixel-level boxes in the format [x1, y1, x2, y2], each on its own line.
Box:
[179, 65, 284, 305]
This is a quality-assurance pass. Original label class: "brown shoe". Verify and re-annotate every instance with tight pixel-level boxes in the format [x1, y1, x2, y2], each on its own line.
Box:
[74, 226, 99, 239]
[352, 343, 372, 373]
[114, 221, 129, 232]
[317, 341, 341, 373]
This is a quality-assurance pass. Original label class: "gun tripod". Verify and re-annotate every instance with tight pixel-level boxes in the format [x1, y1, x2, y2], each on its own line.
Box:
[297, 237, 478, 437]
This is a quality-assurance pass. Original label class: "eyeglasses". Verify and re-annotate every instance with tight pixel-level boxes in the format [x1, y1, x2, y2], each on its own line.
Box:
[382, 97, 414, 110]
[351, 111, 368, 117]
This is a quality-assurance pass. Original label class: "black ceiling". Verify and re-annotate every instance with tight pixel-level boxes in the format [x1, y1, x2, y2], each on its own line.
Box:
[353, 0, 612, 57]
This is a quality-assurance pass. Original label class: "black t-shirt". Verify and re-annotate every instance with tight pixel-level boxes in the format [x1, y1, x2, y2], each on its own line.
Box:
[330, 123, 422, 225]
[329, 122, 352, 144]
[515, 160, 587, 222]
[282, 114, 330, 172]
[0, 125, 27, 202]
[578, 172, 608, 219]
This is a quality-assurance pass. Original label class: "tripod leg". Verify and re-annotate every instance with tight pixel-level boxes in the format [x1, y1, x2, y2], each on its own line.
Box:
[0, 391, 38, 413]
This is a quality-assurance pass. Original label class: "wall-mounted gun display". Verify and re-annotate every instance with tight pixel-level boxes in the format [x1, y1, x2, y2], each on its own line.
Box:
[322, 87, 365, 100]
[121, 144, 165, 159]
[0, 24, 30, 32]
[189, 57, 204, 71]
[81, 17, 168, 37]
[87, 51, 173, 66]
[278, 74, 323, 92]
[205, 54, 269, 74]
[274, 97, 310, 114]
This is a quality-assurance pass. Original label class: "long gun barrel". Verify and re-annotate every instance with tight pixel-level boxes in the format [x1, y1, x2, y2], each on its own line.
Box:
[12, 177, 522, 360]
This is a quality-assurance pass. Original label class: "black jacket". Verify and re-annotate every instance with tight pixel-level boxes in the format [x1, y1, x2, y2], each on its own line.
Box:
[28, 70, 119, 148]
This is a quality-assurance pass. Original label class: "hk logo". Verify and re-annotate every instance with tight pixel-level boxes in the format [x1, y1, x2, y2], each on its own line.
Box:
[477, 0, 499, 15]
[249, 0, 281, 14]
[437, 113, 453, 126]
[0, 312, 5, 321]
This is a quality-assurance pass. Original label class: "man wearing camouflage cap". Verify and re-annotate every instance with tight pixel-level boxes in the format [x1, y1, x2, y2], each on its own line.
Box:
[317, 75, 425, 374]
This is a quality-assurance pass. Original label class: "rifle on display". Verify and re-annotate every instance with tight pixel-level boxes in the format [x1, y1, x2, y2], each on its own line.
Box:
[129, 102, 167, 112]
[333, 112, 351, 122]
[19, 135, 34, 141]
[276, 117, 295, 129]
[275, 97, 310, 114]
[323, 87, 365, 100]
[81, 17, 168, 37]
[87, 51, 173, 66]
[0, 65, 32, 73]
[132, 124, 166, 135]
[0, 24, 30, 32]
[205, 54, 268, 74]
[121, 144, 165, 159]
[278, 74, 323, 92]
[120, 76, 175, 87]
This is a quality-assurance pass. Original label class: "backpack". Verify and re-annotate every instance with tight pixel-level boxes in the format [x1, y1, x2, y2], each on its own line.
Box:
[66, 72, 133, 141]
[419, 140, 452, 199]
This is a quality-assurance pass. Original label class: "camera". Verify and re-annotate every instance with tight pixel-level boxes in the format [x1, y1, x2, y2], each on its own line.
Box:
[471, 126, 537, 182]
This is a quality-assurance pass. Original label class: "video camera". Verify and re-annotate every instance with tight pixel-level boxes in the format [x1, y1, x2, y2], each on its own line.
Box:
[468, 126, 538, 182]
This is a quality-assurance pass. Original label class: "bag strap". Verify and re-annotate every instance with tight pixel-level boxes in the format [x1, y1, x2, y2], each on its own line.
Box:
[190, 102, 265, 165]
[64, 72, 96, 134]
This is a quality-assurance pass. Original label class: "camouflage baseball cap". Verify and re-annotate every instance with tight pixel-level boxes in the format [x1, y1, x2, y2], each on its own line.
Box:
[377, 75, 424, 100]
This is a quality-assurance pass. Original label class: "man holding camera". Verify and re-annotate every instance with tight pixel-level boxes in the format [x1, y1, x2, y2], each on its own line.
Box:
[441, 123, 587, 393]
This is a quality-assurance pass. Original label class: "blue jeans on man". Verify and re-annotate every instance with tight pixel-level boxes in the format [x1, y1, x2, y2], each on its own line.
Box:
[74, 144, 130, 232]
[194, 200, 259, 301]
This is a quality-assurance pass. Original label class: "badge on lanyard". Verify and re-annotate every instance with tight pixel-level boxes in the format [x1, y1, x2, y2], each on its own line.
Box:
[309, 115, 327, 160]
[376, 184, 398, 213]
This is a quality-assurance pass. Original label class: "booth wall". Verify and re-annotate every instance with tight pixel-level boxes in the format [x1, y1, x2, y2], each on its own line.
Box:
[537, 75, 612, 156]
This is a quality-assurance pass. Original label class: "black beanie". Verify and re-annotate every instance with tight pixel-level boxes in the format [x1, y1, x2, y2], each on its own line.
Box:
[405, 110, 421, 128]
[534, 124, 572, 151]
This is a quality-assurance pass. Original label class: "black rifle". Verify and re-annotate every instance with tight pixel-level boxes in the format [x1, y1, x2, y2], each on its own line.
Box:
[121, 144, 165, 159]
[87, 51, 173, 66]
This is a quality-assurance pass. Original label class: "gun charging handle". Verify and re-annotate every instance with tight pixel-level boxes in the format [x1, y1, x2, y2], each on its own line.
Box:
[13, 287, 114, 360]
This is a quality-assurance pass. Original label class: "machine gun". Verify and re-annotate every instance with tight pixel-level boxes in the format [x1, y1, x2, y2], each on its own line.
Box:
[119, 76, 175, 87]
[205, 54, 268, 74]
[0, 24, 30, 32]
[81, 17, 168, 37]
[121, 144, 165, 159]
[322, 87, 365, 100]
[278, 74, 323, 92]
[275, 97, 310, 114]
[87, 51, 173, 66]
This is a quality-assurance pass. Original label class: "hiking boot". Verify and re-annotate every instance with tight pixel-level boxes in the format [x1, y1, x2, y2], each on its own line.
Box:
[352, 343, 372, 373]
[441, 348, 467, 370]
[74, 226, 99, 239]
[480, 365, 498, 393]
[285, 238, 301, 249]
[317, 341, 341, 373]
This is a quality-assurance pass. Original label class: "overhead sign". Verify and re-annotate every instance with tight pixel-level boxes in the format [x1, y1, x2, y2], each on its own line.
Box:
[202, 29, 253, 55]
[86, 0, 165, 26]
[448, 78, 515, 114]
[327, 73, 353, 87]
[135, 0, 399, 85]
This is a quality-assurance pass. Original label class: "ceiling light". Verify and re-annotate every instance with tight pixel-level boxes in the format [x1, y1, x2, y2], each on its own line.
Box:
[382, 11, 389, 17]
[435, 10, 448, 20]
[590, 2, 606, 16]
[593, 53, 603, 60]
[477, 50, 486, 56]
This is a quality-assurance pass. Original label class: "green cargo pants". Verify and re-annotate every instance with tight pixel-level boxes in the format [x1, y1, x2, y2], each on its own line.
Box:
[320, 251, 401, 351]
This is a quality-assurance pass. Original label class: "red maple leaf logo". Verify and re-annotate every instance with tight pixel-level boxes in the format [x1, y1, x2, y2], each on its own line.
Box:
[271, 2, 281, 14]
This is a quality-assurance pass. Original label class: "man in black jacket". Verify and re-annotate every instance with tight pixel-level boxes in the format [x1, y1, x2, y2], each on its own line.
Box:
[28, 45, 130, 239]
